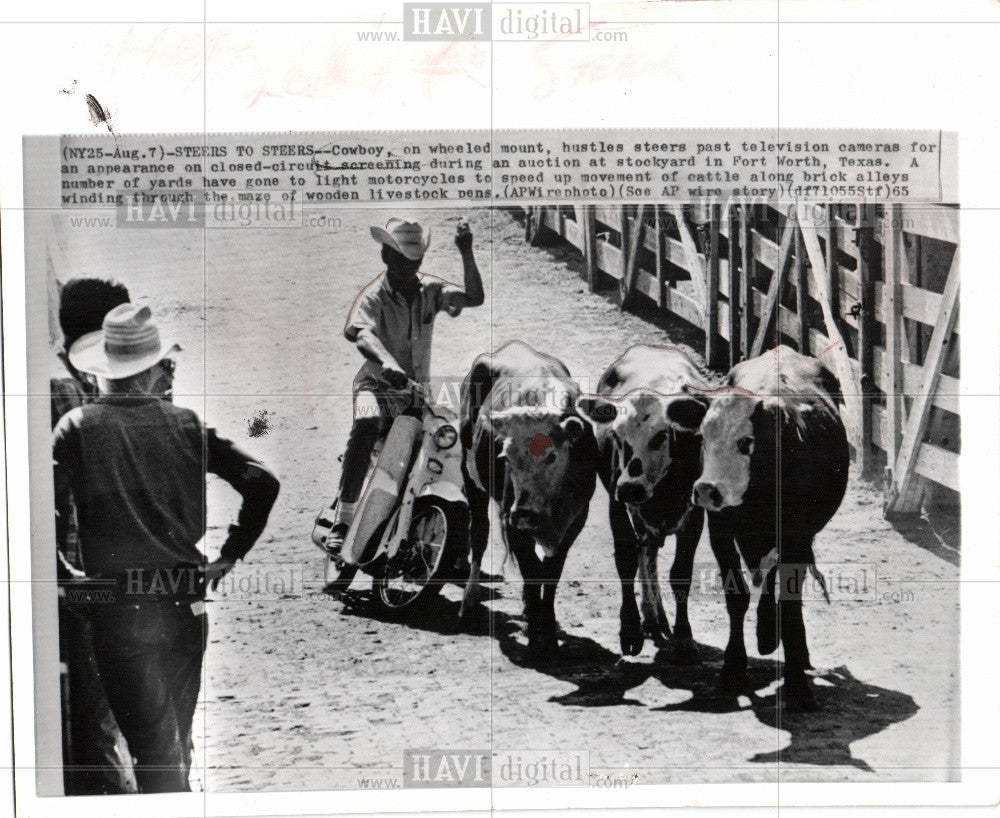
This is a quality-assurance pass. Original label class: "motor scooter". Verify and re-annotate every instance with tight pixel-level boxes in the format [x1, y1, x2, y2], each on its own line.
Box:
[311, 381, 469, 611]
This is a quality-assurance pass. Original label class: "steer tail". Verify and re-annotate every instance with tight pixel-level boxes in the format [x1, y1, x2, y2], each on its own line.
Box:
[804, 541, 831, 604]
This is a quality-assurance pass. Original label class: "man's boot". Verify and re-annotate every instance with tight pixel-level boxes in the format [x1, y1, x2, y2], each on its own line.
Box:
[324, 501, 357, 558]
[312, 500, 356, 557]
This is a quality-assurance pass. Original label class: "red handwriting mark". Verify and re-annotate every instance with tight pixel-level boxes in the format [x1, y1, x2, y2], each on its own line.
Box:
[529, 432, 554, 459]
[816, 341, 841, 357]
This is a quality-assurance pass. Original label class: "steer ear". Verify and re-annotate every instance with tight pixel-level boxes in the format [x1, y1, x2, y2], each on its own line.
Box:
[559, 415, 586, 443]
[665, 396, 708, 432]
[575, 395, 618, 427]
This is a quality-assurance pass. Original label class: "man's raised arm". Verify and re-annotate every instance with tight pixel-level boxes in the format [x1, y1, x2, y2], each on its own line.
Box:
[452, 221, 484, 309]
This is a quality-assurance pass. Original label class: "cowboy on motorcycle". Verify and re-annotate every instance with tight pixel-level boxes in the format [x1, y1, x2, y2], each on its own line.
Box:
[326, 217, 484, 556]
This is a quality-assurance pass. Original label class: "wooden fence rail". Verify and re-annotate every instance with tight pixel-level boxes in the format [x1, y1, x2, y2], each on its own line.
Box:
[521, 202, 960, 518]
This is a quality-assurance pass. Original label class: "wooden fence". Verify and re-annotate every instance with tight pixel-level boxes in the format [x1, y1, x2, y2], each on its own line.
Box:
[520, 202, 960, 517]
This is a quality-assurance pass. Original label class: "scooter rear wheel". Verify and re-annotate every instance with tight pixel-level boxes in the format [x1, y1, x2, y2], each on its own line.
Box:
[373, 499, 461, 610]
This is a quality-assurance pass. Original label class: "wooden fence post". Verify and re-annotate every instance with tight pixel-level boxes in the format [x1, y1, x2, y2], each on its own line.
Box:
[670, 204, 709, 312]
[751, 207, 796, 358]
[655, 205, 666, 310]
[705, 206, 721, 368]
[740, 206, 753, 360]
[727, 205, 741, 368]
[583, 206, 598, 292]
[800, 215, 864, 451]
[882, 203, 905, 507]
[621, 204, 647, 311]
[856, 203, 877, 476]
[794, 221, 809, 353]
[620, 205, 630, 285]
[826, 206, 840, 333]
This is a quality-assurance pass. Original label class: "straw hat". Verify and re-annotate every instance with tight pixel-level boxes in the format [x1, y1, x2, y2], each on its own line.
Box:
[370, 218, 431, 260]
[69, 303, 180, 379]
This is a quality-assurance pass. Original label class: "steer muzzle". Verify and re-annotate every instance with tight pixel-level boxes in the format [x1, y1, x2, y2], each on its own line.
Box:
[510, 506, 550, 533]
[616, 480, 649, 505]
[692, 481, 725, 511]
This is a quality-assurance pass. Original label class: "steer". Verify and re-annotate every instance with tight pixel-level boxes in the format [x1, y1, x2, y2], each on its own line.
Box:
[691, 345, 850, 711]
[460, 340, 598, 660]
[576, 345, 714, 658]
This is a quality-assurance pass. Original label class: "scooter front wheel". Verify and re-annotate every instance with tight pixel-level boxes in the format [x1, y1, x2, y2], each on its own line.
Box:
[373, 499, 462, 610]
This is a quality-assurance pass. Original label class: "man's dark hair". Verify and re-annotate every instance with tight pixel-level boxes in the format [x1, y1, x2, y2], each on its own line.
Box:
[58, 277, 131, 351]
[381, 244, 423, 275]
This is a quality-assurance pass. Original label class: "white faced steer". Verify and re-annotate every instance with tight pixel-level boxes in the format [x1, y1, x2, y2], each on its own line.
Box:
[577, 344, 714, 659]
[460, 341, 599, 662]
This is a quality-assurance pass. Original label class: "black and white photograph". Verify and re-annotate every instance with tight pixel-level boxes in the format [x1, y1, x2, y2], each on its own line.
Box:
[24, 186, 962, 794]
[2, 3, 999, 817]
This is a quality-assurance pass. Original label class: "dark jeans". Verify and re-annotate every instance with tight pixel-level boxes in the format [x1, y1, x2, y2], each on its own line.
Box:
[88, 602, 207, 793]
[61, 604, 138, 794]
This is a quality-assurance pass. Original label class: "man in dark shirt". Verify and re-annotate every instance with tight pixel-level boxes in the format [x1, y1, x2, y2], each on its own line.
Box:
[53, 303, 280, 792]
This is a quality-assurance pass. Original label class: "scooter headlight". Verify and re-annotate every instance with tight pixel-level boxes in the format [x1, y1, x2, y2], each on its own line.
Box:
[434, 424, 458, 450]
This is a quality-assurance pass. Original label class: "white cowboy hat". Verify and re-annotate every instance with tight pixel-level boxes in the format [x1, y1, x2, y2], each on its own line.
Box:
[370, 218, 431, 260]
[69, 303, 180, 379]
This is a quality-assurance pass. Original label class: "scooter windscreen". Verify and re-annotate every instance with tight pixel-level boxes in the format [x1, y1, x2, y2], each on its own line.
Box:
[341, 415, 423, 565]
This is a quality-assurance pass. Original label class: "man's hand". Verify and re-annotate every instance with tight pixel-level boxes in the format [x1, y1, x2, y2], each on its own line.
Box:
[201, 558, 236, 592]
[381, 362, 409, 389]
[455, 219, 473, 252]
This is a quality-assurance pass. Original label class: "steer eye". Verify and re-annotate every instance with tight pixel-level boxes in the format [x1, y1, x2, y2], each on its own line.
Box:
[543, 451, 557, 465]
[737, 436, 754, 456]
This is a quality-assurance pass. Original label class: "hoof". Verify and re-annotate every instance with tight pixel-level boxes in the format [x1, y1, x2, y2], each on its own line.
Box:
[620, 607, 644, 656]
[619, 628, 644, 657]
[642, 620, 672, 648]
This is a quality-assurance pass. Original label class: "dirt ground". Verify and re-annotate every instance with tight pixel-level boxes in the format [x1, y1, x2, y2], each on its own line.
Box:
[56, 206, 960, 791]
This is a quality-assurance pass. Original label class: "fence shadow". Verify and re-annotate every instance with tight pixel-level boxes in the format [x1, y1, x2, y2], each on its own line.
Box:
[888, 505, 961, 567]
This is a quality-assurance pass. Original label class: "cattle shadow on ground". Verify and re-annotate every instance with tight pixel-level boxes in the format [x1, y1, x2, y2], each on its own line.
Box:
[745, 665, 919, 771]
[328, 583, 508, 638]
[503, 617, 918, 770]
[502, 634, 919, 771]
[326, 588, 918, 771]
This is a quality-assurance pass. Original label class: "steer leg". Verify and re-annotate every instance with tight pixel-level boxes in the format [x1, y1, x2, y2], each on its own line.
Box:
[536, 508, 589, 655]
[536, 546, 570, 661]
[460, 480, 491, 621]
[610, 499, 643, 656]
[777, 558, 818, 712]
[506, 527, 549, 661]
[639, 542, 672, 647]
[667, 507, 703, 661]
[708, 520, 750, 691]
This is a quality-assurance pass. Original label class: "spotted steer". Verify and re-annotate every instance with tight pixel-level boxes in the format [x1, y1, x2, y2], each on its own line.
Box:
[692, 346, 850, 711]
[460, 341, 598, 660]
[576, 345, 715, 658]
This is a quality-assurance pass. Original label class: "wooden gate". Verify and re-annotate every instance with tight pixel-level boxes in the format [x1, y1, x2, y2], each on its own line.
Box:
[522, 202, 960, 517]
